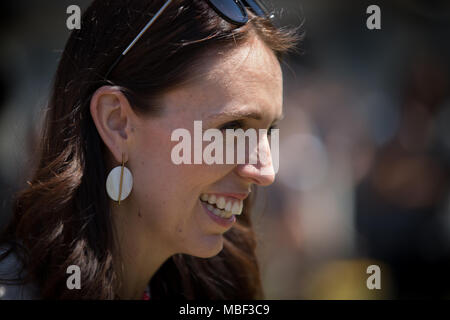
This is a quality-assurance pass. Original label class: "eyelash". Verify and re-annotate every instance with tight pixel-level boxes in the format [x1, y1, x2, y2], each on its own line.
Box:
[219, 121, 278, 135]
[219, 120, 243, 131]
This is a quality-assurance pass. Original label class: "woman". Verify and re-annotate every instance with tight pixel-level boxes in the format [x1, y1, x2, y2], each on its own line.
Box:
[0, 0, 298, 299]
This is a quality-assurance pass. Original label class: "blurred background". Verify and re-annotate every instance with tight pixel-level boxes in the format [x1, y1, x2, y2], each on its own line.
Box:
[0, 0, 449, 299]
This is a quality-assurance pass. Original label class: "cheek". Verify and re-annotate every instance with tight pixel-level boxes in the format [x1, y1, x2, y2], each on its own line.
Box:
[132, 126, 232, 191]
[129, 125, 233, 226]
[128, 145, 198, 220]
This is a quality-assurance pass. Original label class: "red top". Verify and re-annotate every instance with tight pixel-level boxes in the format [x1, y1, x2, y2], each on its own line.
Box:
[142, 285, 151, 300]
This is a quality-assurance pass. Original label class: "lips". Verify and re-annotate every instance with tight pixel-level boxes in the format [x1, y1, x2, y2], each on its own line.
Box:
[200, 200, 236, 228]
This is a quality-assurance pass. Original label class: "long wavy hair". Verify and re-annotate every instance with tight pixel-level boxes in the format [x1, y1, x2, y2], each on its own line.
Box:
[0, 0, 299, 299]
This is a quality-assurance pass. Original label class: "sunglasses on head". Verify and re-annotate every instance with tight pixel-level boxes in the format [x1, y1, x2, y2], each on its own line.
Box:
[105, 0, 271, 78]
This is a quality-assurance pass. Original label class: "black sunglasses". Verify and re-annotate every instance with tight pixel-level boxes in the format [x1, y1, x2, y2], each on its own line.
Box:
[105, 0, 271, 78]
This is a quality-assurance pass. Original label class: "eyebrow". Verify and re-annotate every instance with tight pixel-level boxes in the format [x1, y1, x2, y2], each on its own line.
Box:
[206, 110, 284, 123]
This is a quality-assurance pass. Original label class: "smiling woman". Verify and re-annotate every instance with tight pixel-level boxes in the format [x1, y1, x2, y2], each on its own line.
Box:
[0, 0, 299, 299]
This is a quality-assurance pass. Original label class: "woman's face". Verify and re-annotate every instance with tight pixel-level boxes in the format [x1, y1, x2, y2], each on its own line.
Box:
[102, 35, 283, 258]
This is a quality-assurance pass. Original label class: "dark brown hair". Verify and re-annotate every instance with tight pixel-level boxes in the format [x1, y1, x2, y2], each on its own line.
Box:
[0, 0, 299, 299]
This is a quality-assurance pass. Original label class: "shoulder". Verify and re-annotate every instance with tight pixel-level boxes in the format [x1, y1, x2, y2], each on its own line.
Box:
[0, 245, 41, 300]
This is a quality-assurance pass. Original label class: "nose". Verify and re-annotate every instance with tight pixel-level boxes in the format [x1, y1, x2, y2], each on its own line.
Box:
[234, 133, 276, 187]
[235, 163, 275, 187]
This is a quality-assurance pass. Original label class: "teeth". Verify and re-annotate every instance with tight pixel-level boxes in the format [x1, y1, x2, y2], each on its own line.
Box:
[231, 202, 241, 215]
[225, 201, 232, 212]
[213, 207, 225, 218]
[200, 193, 244, 217]
[207, 194, 216, 204]
[216, 197, 226, 209]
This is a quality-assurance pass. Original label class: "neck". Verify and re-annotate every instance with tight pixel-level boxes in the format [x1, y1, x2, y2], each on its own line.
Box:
[111, 199, 171, 299]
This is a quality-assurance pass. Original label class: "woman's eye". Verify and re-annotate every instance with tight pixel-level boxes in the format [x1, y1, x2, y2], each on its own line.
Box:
[219, 121, 278, 135]
[219, 120, 243, 131]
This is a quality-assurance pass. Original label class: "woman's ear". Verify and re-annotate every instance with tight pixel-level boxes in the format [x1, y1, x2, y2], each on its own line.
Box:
[90, 86, 135, 164]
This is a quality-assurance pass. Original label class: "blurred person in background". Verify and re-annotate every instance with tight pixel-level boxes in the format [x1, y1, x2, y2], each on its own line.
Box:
[355, 54, 450, 298]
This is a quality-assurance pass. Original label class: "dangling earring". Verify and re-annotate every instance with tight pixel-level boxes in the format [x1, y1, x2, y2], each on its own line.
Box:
[106, 153, 133, 205]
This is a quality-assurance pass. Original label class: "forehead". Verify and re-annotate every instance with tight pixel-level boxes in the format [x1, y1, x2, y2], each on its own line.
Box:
[201, 35, 282, 90]
[160, 35, 283, 122]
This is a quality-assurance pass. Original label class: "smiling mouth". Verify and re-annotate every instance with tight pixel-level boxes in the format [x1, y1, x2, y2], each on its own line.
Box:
[199, 194, 243, 219]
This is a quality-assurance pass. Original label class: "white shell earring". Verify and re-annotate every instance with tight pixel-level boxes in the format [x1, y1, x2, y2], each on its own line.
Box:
[106, 153, 133, 204]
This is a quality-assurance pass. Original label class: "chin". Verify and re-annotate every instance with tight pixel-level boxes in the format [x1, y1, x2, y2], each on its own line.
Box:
[186, 234, 224, 258]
